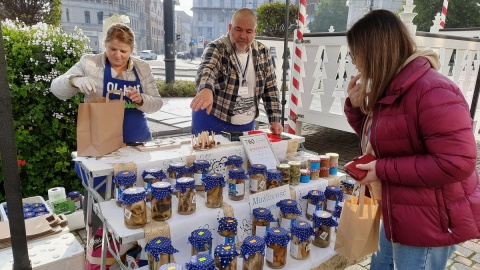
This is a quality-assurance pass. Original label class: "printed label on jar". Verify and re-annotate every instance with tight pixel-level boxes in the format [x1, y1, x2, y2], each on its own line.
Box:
[320, 231, 329, 240]
[280, 218, 292, 231]
[197, 249, 212, 256]
[194, 173, 204, 185]
[259, 180, 266, 189]
[326, 199, 337, 211]
[217, 236, 236, 246]
[307, 203, 317, 215]
[115, 187, 123, 202]
[255, 225, 268, 238]
[290, 243, 299, 258]
[74, 200, 81, 210]
[192, 195, 196, 204]
[143, 182, 151, 190]
[124, 209, 132, 219]
[266, 247, 274, 262]
[250, 179, 258, 192]
[228, 183, 245, 196]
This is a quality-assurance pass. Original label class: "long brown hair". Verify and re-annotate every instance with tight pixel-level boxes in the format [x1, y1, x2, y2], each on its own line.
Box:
[346, 10, 416, 114]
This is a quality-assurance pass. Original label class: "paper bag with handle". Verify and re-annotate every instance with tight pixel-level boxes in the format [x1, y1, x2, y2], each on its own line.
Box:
[77, 90, 125, 157]
[334, 183, 380, 261]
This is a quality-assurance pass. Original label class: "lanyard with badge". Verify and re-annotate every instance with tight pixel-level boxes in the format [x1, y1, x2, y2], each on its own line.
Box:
[233, 50, 250, 96]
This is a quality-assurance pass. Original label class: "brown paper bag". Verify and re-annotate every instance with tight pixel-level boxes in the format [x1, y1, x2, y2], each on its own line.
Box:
[334, 184, 380, 261]
[77, 90, 125, 157]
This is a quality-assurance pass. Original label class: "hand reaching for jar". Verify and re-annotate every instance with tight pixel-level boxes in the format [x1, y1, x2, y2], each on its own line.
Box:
[126, 87, 143, 106]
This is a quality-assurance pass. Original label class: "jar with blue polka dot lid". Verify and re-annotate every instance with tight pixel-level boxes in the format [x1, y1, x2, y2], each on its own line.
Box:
[186, 254, 216, 270]
[114, 170, 136, 207]
[266, 169, 282, 189]
[188, 229, 213, 256]
[324, 185, 344, 214]
[214, 243, 238, 270]
[203, 173, 225, 208]
[248, 164, 267, 193]
[193, 160, 210, 191]
[276, 199, 301, 232]
[145, 236, 179, 269]
[302, 190, 326, 220]
[151, 182, 173, 221]
[241, 235, 265, 270]
[312, 210, 338, 248]
[252, 207, 276, 237]
[175, 177, 196, 215]
[122, 187, 147, 229]
[264, 227, 290, 269]
[159, 263, 183, 270]
[167, 162, 186, 183]
[228, 167, 247, 201]
[217, 217, 237, 245]
[142, 168, 166, 201]
[290, 219, 315, 260]
[67, 191, 82, 210]
[340, 179, 357, 201]
[224, 155, 244, 181]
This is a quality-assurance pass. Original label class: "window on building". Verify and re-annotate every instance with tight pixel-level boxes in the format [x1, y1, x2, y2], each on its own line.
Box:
[207, 28, 212, 38]
[219, 14, 225, 22]
[198, 13, 203, 21]
[207, 0, 212, 7]
[220, 0, 224, 7]
[207, 12, 212, 21]
[230, 0, 234, 8]
[199, 0, 203, 6]
[66, 8, 70, 22]
[253, 0, 258, 7]
[85, 11, 90, 24]
[198, 27, 203, 36]
[97, 11, 103, 24]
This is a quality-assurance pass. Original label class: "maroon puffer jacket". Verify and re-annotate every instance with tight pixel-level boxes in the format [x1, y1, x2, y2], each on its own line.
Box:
[344, 56, 480, 247]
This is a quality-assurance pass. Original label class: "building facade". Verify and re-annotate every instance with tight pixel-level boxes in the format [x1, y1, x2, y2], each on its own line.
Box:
[346, 0, 404, 29]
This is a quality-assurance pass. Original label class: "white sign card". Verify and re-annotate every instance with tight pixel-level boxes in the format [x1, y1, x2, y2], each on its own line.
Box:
[240, 133, 279, 170]
[248, 185, 291, 224]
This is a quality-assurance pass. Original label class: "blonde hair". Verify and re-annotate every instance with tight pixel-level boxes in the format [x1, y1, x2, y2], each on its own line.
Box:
[231, 8, 257, 26]
[104, 23, 136, 48]
[346, 10, 416, 114]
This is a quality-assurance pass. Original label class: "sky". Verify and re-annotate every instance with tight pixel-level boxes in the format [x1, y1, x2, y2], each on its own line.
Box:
[176, 0, 193, 16]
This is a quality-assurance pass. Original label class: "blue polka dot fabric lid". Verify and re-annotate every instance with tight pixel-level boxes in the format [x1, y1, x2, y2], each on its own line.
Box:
[122, 187, 146, 206]
[241, 236, 265, 258]
[203, 173, 225, 191]
[168, 162, 186, 178]
[217, 217, 238, 233]
[266, 169, 282, 181]
[159, 263, 184, 270]
[252, 207, 276, 222]
[248, 164, 267, 175]
[333, 202, 344, 218]
[23, 207, 32, 213]
[188, 229, 213, 251]
[186, 254, 215, 270]
[142, 168, 166, 180]
[114, 170, 136, 186]
[68, 191, 81, 199]
[33, 207, 47, 213]
[276, 199, 302, 215]
[36, 211, 49, 216]
[324, 185, 344, 201]
[214, 244, 238, 268]
[225, 155, 243, 167]
[302, 190, 326, 205]
[264, 227, 290, 246]
[145, 237, 179, 261]
[151, 182, 173, 199]
[193, 160, 210, 172]
[24, 212, 36, 219]
[31, 202, 46, 209]
[291, 220, 316, 243]
[313, 210, 338, 228]
[228, 167, 247, 179]
[175, 177, 195, 193]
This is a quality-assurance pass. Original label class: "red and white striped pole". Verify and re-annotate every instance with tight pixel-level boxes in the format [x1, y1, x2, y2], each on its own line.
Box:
[288, 0, 307, 134]
[439, 0, 449, 29]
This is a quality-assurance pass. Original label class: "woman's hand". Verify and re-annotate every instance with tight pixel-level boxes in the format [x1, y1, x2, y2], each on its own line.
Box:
[355, 160, 380, 185]
[190, 88, 214, 114]
[126, 87, 143, 105]
[347, 74, 363, 108]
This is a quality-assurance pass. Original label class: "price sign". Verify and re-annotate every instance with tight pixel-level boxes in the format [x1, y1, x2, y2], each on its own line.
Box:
[240, 133, 278, 170]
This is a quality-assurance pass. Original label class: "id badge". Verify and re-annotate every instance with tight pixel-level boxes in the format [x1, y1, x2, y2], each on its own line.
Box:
[238, 86, 249, 96]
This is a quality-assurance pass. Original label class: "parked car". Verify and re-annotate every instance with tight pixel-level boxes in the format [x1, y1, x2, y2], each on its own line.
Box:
[140, 50, 157, 60]
[176, 51, 189, 59]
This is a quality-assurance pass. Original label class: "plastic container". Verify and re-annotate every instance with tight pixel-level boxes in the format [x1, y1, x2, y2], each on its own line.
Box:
[214, 243, 238, 270]
[193, 160, 210, 191]
[290, 220, 315, 260]
[151, 182, 173, 221]
[186, 254, 216, 270]
[312, 210, 338, 248]
[175, 177, 196, 215]
[264, 227, 290, 269]
[301, 190, 326, 220]
[145, 236, 179, 270]
[241, 235, 265, 270]
[252, 207, 276, 237]
[217, 217, 237, 244]
[113, 170, 136, 207]
[276, 199, 301, 232]
[228, 168, 247, 201]
[324, 185, 343, 214]
[188, 229, 213, 256]
[287, 161, 301, 186]
[266, 169, 282, 189]
[203, 173, 225, 208]
[142, 168, 166, 201]
[248, 164, 267, 194]
[122, 187, 147, 229]
[276, 164, 291, 186]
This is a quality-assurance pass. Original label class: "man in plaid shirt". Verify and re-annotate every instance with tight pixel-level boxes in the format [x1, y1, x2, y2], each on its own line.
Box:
[190, 8, 283, 135]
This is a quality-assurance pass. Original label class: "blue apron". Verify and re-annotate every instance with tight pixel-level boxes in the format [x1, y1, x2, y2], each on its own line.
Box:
[191, 109, 254, 135]
[103, 60, 151, 143]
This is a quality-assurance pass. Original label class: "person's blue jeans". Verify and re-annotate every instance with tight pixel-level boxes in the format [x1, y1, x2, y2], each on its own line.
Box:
[370, 220, 455, 270]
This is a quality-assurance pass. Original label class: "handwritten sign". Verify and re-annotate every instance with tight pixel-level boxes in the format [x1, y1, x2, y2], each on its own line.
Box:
[240, 133, 278, 170]
[248, 185, 291, 223]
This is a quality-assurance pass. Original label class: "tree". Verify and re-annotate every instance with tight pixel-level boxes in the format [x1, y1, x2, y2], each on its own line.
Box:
[256, 2, 299, 38]
[0, 0, 61, 26]
[407, 0, 480, 31]
[309, 0, 348, 32]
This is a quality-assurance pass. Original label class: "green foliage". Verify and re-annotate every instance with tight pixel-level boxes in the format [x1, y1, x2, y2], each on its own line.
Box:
[256, 2, 299, 38]
[157, 79, 196, 97]
[309, 0, 348, 32]
[0, 20, 90, 202]
[44, 0, 62, 27]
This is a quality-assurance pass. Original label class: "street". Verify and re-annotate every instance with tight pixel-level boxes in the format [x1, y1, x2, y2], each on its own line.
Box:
[142, 55, 200, 81]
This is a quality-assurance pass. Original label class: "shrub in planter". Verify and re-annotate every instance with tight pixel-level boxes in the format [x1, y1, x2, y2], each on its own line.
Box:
[157, 79, 196, 97]
[0, 20, 90, 202]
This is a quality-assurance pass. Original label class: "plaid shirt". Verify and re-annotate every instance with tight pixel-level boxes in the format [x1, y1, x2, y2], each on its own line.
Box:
[195, 35, 281, 124]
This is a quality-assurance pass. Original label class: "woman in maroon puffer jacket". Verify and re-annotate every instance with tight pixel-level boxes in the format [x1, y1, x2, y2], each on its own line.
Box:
[344, 9, 480, 270]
